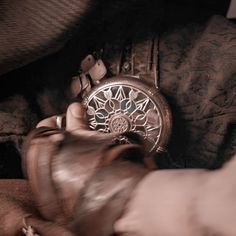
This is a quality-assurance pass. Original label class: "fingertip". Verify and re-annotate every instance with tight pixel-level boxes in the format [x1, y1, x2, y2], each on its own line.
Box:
[68, 102, 86, 119]
[66, 102, 88, 131]
[36, 116, 57, 128]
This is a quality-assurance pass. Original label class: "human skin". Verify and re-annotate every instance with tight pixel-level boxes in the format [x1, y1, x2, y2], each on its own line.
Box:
[114, 159, 236, 236]
[37, 102, 236, 236]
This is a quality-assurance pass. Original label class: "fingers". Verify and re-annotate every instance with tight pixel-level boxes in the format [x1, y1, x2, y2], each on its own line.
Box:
[36, 102, 88, 131]
[36, 116, 58, 128]
[66, 102, 88, 131]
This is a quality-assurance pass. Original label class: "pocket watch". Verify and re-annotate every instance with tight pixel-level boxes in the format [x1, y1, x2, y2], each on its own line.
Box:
[72, 38, 172, 153]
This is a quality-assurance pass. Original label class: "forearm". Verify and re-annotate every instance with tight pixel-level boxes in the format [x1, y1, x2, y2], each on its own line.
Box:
[115, 156, 236, 236]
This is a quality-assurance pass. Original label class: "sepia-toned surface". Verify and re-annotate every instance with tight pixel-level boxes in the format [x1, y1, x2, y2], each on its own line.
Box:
[0, 14, 235, 174]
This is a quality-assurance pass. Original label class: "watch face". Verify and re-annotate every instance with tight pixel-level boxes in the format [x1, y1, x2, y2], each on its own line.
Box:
[83, 77, 171, 152]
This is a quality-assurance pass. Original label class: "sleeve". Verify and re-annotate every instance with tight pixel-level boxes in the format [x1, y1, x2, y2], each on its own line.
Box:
[0, 0, 89, 76]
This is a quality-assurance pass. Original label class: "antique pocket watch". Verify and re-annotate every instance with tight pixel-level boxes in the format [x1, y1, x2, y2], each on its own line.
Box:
[72, 38, 172, 153]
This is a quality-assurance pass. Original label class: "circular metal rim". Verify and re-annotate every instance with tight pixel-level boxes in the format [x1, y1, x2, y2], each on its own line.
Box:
[83, 76, 172, 153]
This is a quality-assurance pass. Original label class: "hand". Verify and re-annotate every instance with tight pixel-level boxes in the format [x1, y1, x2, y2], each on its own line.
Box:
[24, 102, 119, 221]
[36, 102, 88, 132]
[24, 102, 148, 236]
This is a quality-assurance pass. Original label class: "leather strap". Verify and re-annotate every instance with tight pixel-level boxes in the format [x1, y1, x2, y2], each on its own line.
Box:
[102, 37, 159, 88]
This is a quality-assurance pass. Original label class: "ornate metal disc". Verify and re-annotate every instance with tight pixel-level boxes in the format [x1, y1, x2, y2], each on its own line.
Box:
[83, 77, 171, 152]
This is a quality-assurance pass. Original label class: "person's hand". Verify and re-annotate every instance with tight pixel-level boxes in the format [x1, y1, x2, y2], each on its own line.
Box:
[0, 105, 86, 236]
[114, 155, 236, 236]
[36, 102, 88, 132]
[24, 102, 149, 236]
[24, 102, 119, 220]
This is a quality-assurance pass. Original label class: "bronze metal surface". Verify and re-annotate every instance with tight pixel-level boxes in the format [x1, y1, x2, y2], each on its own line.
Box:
[83, 76, 172, 152]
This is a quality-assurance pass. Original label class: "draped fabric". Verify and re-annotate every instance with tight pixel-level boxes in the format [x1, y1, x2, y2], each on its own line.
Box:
[0, 0, 90, 76]
[160, 16, 236, 168]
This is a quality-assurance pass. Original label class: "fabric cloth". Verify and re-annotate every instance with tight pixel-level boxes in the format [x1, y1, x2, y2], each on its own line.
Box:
[0, 179, 75, 236]
[160, 15, 236, 168]
[0, 0, 90, 178]
[0, 0, 89, 76]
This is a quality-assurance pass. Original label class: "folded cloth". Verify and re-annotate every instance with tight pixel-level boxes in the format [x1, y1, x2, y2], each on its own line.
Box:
[159, 15, 236, 168]
[0, 179, 76, 236]
[0, 0, 90, 76]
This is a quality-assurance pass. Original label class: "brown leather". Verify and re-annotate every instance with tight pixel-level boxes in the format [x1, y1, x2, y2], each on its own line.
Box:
[23, 127, 150, 235]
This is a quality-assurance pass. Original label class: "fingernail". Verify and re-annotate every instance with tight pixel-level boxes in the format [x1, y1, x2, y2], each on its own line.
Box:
[70, 103, 84, 118]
